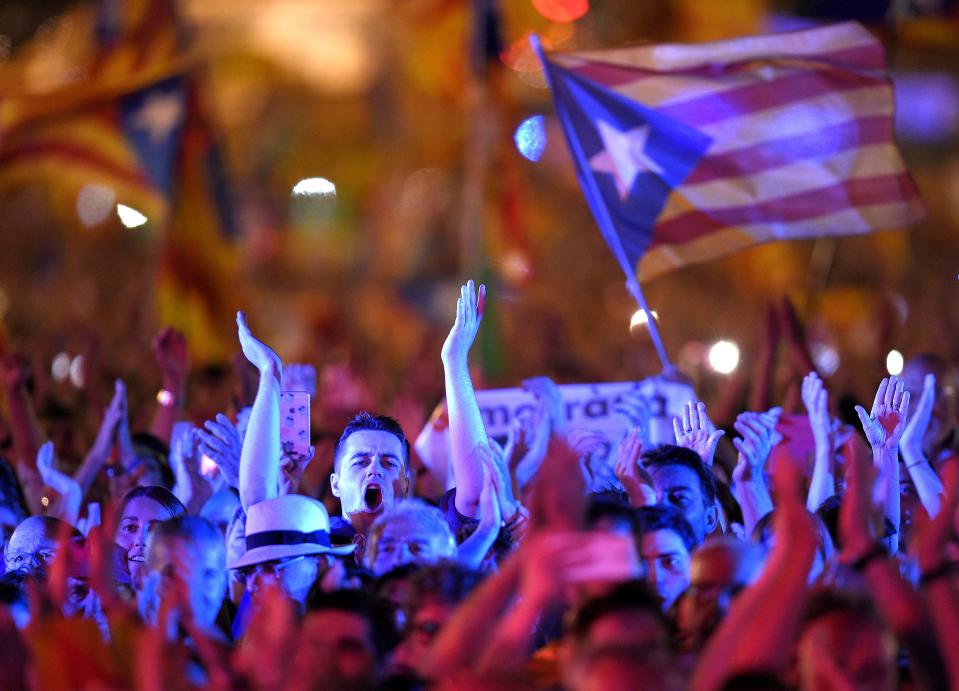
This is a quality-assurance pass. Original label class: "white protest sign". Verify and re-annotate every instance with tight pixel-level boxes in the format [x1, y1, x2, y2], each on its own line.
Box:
[414, 375, 696, 489]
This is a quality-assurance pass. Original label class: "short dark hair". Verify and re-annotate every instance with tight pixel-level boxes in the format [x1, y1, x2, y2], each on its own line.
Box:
[565, 580, 667, 642]
[636, 504, 697, 553]
[306, 588, 400, 657]
[804, 589, 881, 627]
[333, 412, 410, 472]
[119, 486, 187, 521]
[151, 515, 223, 553]
[585, 494, 640, 534]
[406, 561, 483, 613]
[642, 445, 717, 506]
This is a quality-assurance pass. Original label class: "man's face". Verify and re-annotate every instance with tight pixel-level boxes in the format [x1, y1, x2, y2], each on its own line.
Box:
[677, 544, 757, 651]
[242, 554, 323, 606]
[369, 517, 453, 577]
[393, 599, 455, 676]
[798, 612, 896, 691]
[142, 535, 227, 632]
[640, 529, 691, 611]
[4, 517, 57, 575]
[649, 464, 714, 544]
[296, 609, 378, 688]
[331, 430, 409, 520]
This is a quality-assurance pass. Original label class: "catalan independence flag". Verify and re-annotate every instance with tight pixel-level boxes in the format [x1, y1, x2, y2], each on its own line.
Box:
[536, 22, 925, 281]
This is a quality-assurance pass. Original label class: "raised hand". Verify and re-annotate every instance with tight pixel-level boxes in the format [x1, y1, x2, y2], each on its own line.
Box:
[731, 408, 782, 484]
[613, 391, 651, 443]
[672, 400, 724, 466]
[197, 414, 242, 488]
[838, 434, 882, 561]
[801, 372, 832, 451]
[440, 279, 486, 365]
[614, 427, 655, 507]
[152, 327, 190, 383]
[855, 376, 910, 452]
[236, 311, 282, 378]
[901, 373, 935, 459]
[278, 446, 314, 496]
[36, 441, 82, 525]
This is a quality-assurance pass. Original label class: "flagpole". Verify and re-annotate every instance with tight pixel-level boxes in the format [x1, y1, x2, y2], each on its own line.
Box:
[530, 34, 672, 371]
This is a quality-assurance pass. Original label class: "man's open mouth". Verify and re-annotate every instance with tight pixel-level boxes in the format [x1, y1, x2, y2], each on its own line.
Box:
[129, 554, 145, 563]
[364, 484, 384, 511]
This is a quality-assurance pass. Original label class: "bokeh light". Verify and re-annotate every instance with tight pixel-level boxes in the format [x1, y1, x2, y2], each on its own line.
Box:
[532, 0, 589, 23]
[51, 352, 70, 382]
[69, 355, 85, 388]
[886, 349, 904, 376]
[708, 340, 740, 375]
[810, 343, 840, 376]
[629, 309, 658, 332]
[514, 115, 548, 162]
[76, 184, 116, 227]
[292, 177, 336, 197]
[116, 204, 148, 229]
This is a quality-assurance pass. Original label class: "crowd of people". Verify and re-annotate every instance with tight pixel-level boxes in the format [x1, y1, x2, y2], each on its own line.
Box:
[0, 279, 957, 690]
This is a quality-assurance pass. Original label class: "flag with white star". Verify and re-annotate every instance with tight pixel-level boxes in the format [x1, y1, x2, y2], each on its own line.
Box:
[540, 54, 711, 272]
[537, 21, 924, 281]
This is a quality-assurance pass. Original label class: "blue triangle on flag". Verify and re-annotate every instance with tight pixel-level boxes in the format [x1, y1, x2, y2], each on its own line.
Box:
[120, 76, 186, 197]
[545, 59, 712, 267]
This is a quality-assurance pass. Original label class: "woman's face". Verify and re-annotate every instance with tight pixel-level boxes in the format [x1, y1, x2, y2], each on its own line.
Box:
[115, 497, 173, 586]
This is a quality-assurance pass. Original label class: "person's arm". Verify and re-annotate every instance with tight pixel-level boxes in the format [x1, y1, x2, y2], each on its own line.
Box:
[421, 554, 522, 680]
[236, 312, 283, 512]
[839, 436, 949, 691]
[36, 442, 82, 525]
[855, 376, 910, 553]
[731, 409, 781, 537]
[901, 373, 945, 516]
[440, 280, 487, 518]
[148, 327, 190, 446]
[0, 353, 46, 473]
[802, 372, 836, 512]
[73, 380, 124, 496]
[692, 452, 817, 691]
[913, 460, 959, 690]
[457, 455, 502, 569]
[673, 400, 725, 467]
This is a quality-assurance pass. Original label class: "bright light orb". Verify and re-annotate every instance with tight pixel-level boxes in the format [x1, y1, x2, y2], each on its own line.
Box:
[514, 115, 547, 162]
[708, 340, 740, 375]
[51, 352, 71, 382]
[532, 0, 589, 23]
[76, 184, 116, 227]
[629, 309, 659, 331]
[116, 204, 148, 229]
[292, 177, 336, 197]
[886, 349, 904, 376]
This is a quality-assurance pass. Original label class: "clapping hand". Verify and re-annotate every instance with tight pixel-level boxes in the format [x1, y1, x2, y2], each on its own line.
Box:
[614, 427, 655, 507]
[673, 400, 724, 466]
[732, 408, 782, 485]
[441, 280, 485, 365]
[237, 311, 282, 378]
[855, 376, 910, 453]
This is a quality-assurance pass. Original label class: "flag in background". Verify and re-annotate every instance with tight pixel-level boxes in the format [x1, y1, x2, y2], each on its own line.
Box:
[0, 0, 240, 361]
[538, 21, 925, 281]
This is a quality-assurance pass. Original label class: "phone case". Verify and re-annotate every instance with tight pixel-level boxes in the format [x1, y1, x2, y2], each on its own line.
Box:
[280, 391, 311, 459]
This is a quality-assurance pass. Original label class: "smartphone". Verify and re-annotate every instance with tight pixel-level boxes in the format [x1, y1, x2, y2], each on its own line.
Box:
[281, 391, 311, 460]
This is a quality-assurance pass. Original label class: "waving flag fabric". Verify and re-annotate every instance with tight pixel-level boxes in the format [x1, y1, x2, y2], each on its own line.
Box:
[537, 22, 925, 281]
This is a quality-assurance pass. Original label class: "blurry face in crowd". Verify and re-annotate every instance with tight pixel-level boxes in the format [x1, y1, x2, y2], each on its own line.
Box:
[392, 598, 455, 676]
[648, 465, 715, 544]
[566, 646, 682, 691]
[4, 517, 58, 576]
[331, 430, 409, 521]
[639, 529, 691, 611]
[902, 358, 959, 459]
[676, 542, 759, 651]
[200, 489, 241, 539]
[239, 554, 325, 605]
[140, 534, 227, 632]
[368, 517, 454, 577]
[797, 612, 896, 691]
[116, 497, 176, 586]
[294, 609, 378, 688]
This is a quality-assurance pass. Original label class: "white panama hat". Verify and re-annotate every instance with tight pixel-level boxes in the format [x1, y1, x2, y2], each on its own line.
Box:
[229, 494, 354, 570]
